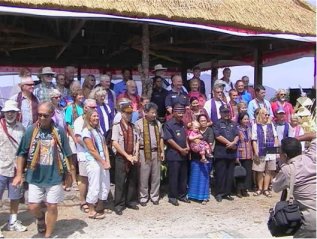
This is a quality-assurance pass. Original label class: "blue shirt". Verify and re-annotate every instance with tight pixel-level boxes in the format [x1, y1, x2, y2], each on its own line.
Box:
[163, 118, 187, 161]
[247, 99, 273, 121]
[113, 80, 139, 96]
[237, 91, 252, 104]
[213, 119, 238, 159]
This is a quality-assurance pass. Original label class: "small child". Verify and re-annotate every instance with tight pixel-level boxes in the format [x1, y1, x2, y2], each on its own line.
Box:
[188, 120, 212, 163]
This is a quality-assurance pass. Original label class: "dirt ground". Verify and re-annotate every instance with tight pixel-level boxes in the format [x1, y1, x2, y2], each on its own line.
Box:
[0, 185, 287, 238]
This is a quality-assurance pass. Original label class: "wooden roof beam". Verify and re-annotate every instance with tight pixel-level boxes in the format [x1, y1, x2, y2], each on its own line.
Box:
[55, 20, 86, 60]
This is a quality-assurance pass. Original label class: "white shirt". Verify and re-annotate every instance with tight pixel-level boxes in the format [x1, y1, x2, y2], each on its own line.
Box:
[288, 125, 305, 151]
[73, 116, 86, 162]
[204, 99, 224, 120]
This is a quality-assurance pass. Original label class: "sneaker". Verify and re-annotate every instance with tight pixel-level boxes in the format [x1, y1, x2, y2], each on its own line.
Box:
[0, 230, 4, 238]
[6, 220, 27, 232]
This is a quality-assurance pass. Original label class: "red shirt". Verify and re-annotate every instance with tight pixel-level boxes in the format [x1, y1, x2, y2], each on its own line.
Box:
[271, 101, 294, 123]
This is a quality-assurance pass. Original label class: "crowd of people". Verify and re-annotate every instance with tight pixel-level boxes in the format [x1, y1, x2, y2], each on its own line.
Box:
[0, 65, 315, 238]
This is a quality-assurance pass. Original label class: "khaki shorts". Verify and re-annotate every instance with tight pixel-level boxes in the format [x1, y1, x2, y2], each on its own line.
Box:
[28, 184, 64, 204]
[78, 161, 88, 177]
[252, 159, 276, 172]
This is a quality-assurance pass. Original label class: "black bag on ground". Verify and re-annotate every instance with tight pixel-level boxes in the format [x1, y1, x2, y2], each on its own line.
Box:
[233, 163, 247, 178]
[267, 164, 302, 237]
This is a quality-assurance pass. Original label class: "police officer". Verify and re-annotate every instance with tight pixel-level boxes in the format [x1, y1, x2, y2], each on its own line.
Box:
[213, 105, 239, 202]
[163, 103, 190, 206]
[111, 101, 139, 215]
[165, 75, 189, 119]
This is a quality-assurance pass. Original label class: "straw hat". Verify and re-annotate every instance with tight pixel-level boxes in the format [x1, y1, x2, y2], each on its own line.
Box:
[296, 106, 311, 117]
[18, 76, 34, 87]
[153, 64, 167, 72]
[296, 96, 313, 106]
[39, 67, 56, 76]
[1, 100, 20, 112]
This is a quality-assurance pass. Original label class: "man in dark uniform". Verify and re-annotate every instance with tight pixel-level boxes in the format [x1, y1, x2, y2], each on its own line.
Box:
[163, 103, 190, 206]
[151, 76, 169, 123]
[213, 105, 239, 202]
[165, 74, 189, 119]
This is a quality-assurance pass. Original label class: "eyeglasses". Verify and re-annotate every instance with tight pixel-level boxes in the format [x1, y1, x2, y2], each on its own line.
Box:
[90, 79, 96, 81]
[25, 84, 34, 86]
[265, 114, 270, 116]
[52, 96, 61, 99]
[280, 94, 286, 96]
[38, 113, 50, 118]
[88, 106, 97, 109]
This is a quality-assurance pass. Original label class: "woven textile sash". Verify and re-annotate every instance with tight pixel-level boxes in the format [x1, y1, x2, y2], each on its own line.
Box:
[17, 92, 39, 123]
[0, 118, 19, 145]
[120, 120, 134, 155]
[28, 123, 70, 175]
[257, 123, 275, 157]
[210, 99, 224, 124]
[143, 119, 161, 161]
[97, 103, 113, 137]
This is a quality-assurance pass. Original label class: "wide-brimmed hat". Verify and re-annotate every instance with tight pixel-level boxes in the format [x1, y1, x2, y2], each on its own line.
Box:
[18, 76, 35, 87]
[39, 67, 56, 76]
[153, 64, 167, 72]
[1, 100, 20, 112]
[119, 101, 133, 113]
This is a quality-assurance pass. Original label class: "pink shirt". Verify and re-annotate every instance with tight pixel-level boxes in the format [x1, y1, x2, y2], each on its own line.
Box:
[188, 91, 206, 108]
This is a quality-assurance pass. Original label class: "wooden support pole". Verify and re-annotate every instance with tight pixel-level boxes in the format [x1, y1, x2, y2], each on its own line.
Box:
[140, 24, 151, 98]
[254, 48, 263, 86]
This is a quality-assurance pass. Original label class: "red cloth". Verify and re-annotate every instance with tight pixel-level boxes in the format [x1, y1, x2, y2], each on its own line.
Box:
[117, 93, 141, 111]
[271, 101, 294, 123]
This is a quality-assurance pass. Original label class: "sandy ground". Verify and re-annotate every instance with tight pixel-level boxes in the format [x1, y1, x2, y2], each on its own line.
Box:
[0, 185, 286, 238]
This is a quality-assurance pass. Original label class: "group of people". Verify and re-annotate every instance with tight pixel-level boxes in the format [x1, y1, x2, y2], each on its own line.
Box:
[0, 64, 315, 238]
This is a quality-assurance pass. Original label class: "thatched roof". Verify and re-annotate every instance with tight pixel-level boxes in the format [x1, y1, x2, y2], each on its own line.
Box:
[0, 0, 315, 36]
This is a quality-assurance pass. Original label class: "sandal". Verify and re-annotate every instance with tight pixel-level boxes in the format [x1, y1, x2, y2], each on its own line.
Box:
[88, 212, 105, 220]
[37, 212, 46, 234]
[263, 190, 272, 198]
[80, 203, 89, 213]
[253, 190, 262, 196]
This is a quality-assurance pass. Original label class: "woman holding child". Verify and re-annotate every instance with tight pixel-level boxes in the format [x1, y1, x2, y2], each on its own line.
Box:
[187, 114, 214, 204]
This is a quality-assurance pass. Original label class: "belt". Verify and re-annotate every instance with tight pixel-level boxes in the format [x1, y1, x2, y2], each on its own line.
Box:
[139, 147, 158, 152]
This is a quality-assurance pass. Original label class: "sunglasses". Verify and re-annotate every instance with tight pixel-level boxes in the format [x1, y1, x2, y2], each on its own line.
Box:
[38, 113, 50, 118]
[25, 84, 35, 86]
[280, 94, 286, 96]
[88, 106, 97, 109]
[265, 114, 270, 116]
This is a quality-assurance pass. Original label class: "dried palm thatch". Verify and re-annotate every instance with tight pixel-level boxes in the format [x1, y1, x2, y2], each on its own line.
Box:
[0, 0, 315, 36]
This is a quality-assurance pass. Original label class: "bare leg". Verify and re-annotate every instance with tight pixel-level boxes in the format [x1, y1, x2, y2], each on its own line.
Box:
[10, 199, 19, 215]
[263, 171, 272, 191]
[70, 155, 78, 188]
[78, 176, 88, 204]
[28, 203, 43, 219]
[45, 203, 58, 238]
[256, 172, 264, 191]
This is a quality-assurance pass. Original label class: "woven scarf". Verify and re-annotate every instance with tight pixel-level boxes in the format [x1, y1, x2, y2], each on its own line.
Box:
[106, 89, 115, 110]
[143, 118, 161, 161]
[255, 99, 269, 112]
[28, 123, 70, 175]
[256, 123, 275, 157]
[97, 103, 114, 137]
[0, 118, 18, 145]
[17, 92, 39, 123]
[210, 98, 224, 123]
[120, 120, 134, 155]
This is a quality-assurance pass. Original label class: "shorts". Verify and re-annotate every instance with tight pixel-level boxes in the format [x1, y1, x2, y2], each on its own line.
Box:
[28, 184, 64, 204]
[78, 161, 88, 177]
[68, 136, 77, 154]
[252, 159, 276, 172]
[0, 175, 23, 200]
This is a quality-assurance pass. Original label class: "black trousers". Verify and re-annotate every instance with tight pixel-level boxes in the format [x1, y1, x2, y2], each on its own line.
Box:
[114, 155, 139, 211]
[168, 160, 188, 200]
[214, 157, 235, 196]
[236, 160, 253, 191]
